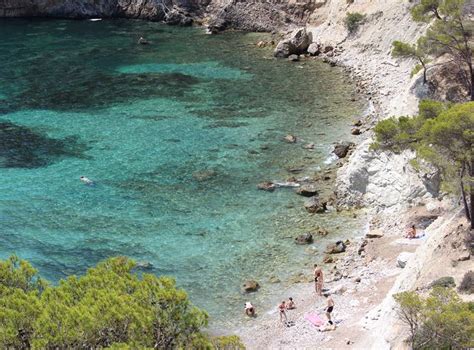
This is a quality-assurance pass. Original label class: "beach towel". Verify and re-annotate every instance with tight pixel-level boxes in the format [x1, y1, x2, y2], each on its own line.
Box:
[305, 313, 325, 327]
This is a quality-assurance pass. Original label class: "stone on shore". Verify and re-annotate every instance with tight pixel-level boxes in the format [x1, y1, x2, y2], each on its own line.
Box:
[351, 128, 362, 135]
[325, 240, 346, 254]
[243, 280, 260, 292]
[295, 185, 318, 197]
[257, 181, 276, 192]
[397, 252, 413, 268]
[304, 197, 327, 213]
[288, 54, 300, 62]
[366, 230, 384, 239]
[304, 143, 315, 149]
[333, 142, 355, 159]
[307, 43, 320, 56]
[295, 233, 313, 245]
[274, 28, 312, 58]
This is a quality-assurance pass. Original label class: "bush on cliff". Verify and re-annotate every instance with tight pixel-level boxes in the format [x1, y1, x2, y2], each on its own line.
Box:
[0, 255, 231, 349]
[344, 12, 366, 33]
[372, 100, 474, 228]
[394, 287, 474, 349]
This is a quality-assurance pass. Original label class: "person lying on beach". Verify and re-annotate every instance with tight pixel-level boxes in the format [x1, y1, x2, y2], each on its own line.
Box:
[286, 297, 295, 310]
[278, 301, 288, 323]
[314, 264, 324, 296]
[405, 225, 417, 239]
[324, 294, 334, 323]
[245, 302, 255, 317]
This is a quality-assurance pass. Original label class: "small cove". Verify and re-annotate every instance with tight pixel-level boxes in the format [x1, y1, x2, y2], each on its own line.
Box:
[0, 18, 366, 328]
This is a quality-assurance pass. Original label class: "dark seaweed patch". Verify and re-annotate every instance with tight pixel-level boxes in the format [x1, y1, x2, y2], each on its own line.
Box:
[0, 121, 90, 168]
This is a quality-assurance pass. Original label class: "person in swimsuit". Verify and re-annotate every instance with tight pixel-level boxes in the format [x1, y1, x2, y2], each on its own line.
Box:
[324, 294, 334, 323]
[314, 264, 323, 296]
[245, 302, 255, 317]
[80, 176, 94, 186]
[278, 301, 287, 323]
[286, 297, 295, 310]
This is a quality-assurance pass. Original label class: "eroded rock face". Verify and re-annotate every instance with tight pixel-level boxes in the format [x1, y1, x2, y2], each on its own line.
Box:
[335, 139, 440, 212]
[0, 0, 319, 31]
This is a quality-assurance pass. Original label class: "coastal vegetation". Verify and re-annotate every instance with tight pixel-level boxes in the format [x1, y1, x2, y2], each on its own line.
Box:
[394, 287, 474, 349]
[372, 100, 474, 228]
[0, 256, 240, 349]
[344, 12, 366, 34]
[392, 0, 474, 100]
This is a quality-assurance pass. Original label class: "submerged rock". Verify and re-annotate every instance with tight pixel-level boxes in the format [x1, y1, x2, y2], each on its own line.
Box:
[243, 280, 260, 292]
[284, 134, 297, 143]
[295, 233, 313, 245]
[304, 197, 327, 213]
[295, 185, 318, 197]
[257, 181, 276, 192]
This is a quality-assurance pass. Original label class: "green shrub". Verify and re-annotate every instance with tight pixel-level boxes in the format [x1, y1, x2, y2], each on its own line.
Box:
[418, 99, 448, 119]
[212, 335, 246, 350]
[459, 271, 474, 294]
[344, 12, 366, 33]
[0, 256, 215, 349]
[394, 287, 474, 349]
[430, 276, 456, 289]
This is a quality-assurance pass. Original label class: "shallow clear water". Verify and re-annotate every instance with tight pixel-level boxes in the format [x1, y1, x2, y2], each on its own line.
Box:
[0, 19, 365, 327]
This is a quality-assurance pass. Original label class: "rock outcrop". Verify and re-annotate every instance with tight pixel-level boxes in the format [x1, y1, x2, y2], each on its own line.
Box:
[274, 28, 312, 58]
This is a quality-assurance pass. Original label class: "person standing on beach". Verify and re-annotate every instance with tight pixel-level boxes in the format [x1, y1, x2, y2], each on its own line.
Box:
[314, 264, 323, 296]
[245, 302, 256, 317]
[278, 301, 287, 324]
[324, 294, 334, 323]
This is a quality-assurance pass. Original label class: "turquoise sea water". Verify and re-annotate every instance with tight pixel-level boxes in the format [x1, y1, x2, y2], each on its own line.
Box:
[0, 19, 365, 327]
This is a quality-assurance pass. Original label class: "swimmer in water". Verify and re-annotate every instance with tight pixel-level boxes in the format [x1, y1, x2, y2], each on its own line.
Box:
[80, 176, 94, 186]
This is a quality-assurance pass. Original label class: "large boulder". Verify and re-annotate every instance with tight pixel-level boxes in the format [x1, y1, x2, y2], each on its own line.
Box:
[243, 280, 260, 292]
[295, 233, 313, 245]
[304, 197, 327, 213]
[333, 142, 355, 159]
[274, 28, 312, 58]
[325, 240, 346, 254]
[307, 43, 320, 56]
